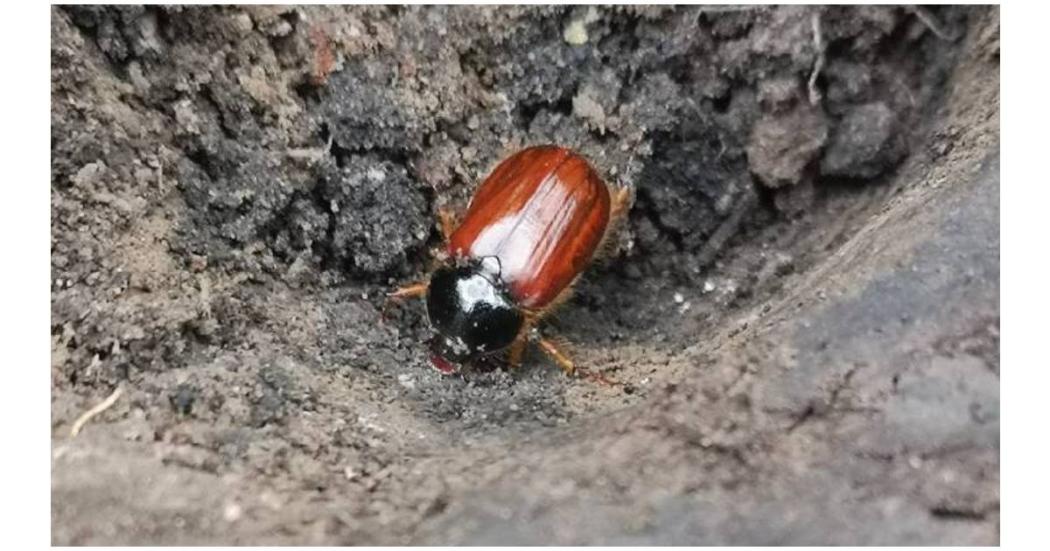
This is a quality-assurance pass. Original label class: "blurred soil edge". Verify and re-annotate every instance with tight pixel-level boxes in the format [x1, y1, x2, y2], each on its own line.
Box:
[51, 6, 999, 545]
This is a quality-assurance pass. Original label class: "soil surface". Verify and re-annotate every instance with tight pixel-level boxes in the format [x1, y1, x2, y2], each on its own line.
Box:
[51, 5, 999, 545]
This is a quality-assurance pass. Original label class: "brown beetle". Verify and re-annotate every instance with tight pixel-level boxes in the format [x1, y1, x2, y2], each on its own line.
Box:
[389, 145, 630, 375]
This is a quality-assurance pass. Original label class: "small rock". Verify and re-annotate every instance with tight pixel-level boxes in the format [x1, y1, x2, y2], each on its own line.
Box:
[169, 384, 198, 416]
[747, 104, 829, 188]
[72, 162, 106, 188]
[563, 20, 588, 45]
[173, 99, 202, 135]
[127, 61, 150, 93]
[824, 60, 873, 105]
[774, 177, 817, 216]
[230, 12, 254, 35]
[821, 102, 905, 179]
[259, 490, 284, 511]
[189, 254, 208, 272]
[269, 19, 293, 37]
[757, 77, 802, 112]
[572, 88, 606, 133]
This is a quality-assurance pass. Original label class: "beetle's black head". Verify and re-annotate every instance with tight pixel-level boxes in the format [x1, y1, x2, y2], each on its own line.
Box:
[425, 256, 524, 371]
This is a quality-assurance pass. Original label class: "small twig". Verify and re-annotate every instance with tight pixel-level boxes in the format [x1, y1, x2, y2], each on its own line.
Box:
[696, 191, 757, 270]
[907, 6, 959, 42]
[808, 10, 825, 106]
[69, 386, 124, 438]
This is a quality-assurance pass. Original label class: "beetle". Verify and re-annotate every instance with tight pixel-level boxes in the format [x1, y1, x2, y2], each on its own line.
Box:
[388, 145, 630, 376]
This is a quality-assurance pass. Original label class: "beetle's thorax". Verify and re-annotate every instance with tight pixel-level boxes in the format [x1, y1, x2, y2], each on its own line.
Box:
[425, 256, 524, 363]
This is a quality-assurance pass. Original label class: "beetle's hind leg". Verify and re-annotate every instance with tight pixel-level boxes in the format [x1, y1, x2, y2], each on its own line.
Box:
[537, 335, 576, 376]
[594, 184, 633, 260]
[508, 316, 575, 376]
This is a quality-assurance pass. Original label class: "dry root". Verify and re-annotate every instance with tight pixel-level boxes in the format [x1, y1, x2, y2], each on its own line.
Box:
[69, 386, 124, 438]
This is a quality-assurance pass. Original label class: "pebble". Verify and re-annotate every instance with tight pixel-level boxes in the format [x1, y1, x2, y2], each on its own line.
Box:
[563, 20, 588, 45]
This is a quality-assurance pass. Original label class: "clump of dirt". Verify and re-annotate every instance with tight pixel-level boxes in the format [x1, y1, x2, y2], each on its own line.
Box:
[51, 5, 999, 545]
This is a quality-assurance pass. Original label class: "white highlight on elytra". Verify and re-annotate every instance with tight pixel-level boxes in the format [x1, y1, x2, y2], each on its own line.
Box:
[467, 173, 578, 288]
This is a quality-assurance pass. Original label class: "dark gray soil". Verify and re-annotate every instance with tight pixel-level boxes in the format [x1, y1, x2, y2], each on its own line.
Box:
[51, 5, 999, 545]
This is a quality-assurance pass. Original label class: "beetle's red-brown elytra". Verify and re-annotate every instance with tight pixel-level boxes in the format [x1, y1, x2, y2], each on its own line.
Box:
[447, 145, 611, 309]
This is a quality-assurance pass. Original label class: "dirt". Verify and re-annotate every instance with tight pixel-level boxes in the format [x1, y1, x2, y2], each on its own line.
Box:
[51, 5, 999, 545]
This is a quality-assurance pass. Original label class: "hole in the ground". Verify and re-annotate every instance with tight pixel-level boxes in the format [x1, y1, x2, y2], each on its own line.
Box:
[50, 6, 998, 544]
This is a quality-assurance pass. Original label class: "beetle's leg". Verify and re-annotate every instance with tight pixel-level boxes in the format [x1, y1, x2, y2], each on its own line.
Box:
[537, 336, 575, 376]
[382, 282, 428, 320]
[508, 334, 528, 369]
[521, 311, 579, 375]
[437, 206, 459, 243]
[594, 184, 633, 260]
[387, 282, 428, 300]
[507, 319, 534, 369]
[608, 184, 632, 227]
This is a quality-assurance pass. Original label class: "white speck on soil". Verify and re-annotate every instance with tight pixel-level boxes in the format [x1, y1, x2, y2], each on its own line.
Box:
[366, 167, 386, 182]
[223, 502, 243, 523]
[563, 20, 588, 45]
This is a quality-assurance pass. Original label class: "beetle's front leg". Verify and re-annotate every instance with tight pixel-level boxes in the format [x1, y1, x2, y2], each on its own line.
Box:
[507, 320, 533, 369]
[383, 282, 428, 320]
[387, 282, 428, 300]
[438, 206, 460, 243]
